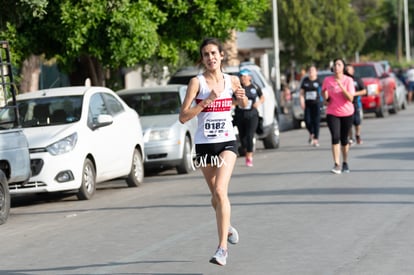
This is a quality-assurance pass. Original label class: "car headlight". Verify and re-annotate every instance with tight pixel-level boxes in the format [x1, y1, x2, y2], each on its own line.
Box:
[367, 84, 379, 95]
[147, 129, 171, 141]
[47, 133, 78, 155]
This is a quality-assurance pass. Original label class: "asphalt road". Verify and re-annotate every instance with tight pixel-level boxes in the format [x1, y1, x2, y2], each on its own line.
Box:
[1, 105, 414, 275]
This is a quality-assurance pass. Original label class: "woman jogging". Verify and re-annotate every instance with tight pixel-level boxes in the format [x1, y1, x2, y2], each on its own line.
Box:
[179, 38, 248, 266]
[234, 68, 264, 167]
[322, 58, 355, 174]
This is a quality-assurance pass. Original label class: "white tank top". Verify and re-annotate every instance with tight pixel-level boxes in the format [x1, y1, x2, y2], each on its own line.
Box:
[194, 73, 236, 144]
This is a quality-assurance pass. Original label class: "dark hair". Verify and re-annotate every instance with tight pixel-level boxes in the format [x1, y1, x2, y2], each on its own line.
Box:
[344, 64, 354, 78]
[198, 38, 224, 69]
[199, 38, 224, 57]
[331, 58, 346, 74]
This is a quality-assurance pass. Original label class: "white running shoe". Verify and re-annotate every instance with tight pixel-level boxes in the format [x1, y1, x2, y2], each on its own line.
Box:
[331, 165, 342, 174]
[209, 247, 227, 266]
[228, 226, 239, 244]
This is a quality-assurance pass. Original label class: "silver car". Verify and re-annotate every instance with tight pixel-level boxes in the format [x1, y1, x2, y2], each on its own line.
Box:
[390, 72, 408, 111]
[118, 85, 196, 174]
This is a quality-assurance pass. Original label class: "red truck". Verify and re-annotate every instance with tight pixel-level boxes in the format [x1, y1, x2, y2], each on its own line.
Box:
[352, 62, 398, 117]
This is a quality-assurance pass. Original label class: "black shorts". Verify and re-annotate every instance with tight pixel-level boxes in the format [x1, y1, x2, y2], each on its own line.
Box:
[195, 140, 237, 167]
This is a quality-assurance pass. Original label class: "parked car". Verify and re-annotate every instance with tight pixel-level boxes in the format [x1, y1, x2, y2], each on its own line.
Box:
[390, 72, 408, 111]
[168, 62, 280, 151]
[2, 86, 145, 200]
[291, 70, 333, 129]
[352, 62, 398, 117]
[0, 40, 31, 224]
[118, 85, 197, 174]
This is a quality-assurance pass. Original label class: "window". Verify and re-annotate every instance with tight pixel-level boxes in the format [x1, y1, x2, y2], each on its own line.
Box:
[354, 66, 376, 78]
[102, 93, 124, 116]
[122, 92, 181, 116]
[13, 96, 82, 127]
[88, 93, 108, 128]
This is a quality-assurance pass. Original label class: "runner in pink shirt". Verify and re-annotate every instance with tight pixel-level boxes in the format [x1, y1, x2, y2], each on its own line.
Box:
[322, 58, 355, 174]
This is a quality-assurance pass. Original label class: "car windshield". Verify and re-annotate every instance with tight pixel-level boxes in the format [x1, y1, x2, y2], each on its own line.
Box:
[122, 92, 181, 116]
[4, 96, 83, 127]
[353, 66, 376, 78]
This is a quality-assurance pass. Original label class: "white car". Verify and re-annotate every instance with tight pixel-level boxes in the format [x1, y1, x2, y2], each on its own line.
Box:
[3, 86, 145, 200]
[118, 85, 197, 174]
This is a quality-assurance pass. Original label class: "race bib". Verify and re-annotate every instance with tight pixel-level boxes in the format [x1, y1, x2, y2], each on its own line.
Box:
[204, 118, 229, 138]
[305, 91, 317, 100]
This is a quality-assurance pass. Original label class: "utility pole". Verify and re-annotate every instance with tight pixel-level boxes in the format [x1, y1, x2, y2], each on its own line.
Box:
[404, 0, 411, 61]
[272, 0, 281, 93]
[397, 0, 403, 62]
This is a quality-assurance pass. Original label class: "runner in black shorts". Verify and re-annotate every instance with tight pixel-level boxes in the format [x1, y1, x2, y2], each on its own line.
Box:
[195, 141, 237, 167]
[179, 38, 248, 266]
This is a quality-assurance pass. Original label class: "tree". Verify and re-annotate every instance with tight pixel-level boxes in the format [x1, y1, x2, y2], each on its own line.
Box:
[256, 0, 365, 68]
[1, 0, 268, 88]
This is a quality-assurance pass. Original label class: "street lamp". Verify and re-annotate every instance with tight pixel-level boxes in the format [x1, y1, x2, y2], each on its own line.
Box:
[404, 0, 411, 61]
[272, 0, 281, 92]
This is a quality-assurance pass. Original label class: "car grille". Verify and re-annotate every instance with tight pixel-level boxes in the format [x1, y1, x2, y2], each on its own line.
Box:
[147, 153, 168, 159]
[9, 181, 47, 190]
[30, 159, 44, 176]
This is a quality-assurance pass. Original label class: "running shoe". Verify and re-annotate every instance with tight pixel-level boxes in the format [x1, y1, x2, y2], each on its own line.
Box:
[312, 140, 320, 147]
[245, 158, 253, 167]
[356, 136, 363, 145]
[342, 162, 350, 173]
[228, 226, 239, 244]
[331, 164, 342, 174]
[209, 247, 227, 266]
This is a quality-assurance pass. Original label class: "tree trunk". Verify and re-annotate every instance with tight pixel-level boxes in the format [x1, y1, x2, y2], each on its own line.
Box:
[20, 55, 41, 93]
[69, 55, 105, 86]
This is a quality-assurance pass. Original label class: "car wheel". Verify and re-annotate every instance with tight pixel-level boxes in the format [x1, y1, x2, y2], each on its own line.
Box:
[126, 148, 144, 187]
[263, 118, 280, 149]
[76, 158, 96, 200]
[176, 136, 195, 174]
[0, 170, 10, 225]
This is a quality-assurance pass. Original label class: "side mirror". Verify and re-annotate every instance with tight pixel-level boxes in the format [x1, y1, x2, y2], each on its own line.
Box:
[93, 114, 113, 129]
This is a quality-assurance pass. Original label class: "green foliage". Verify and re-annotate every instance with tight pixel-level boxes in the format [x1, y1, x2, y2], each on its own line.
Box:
[155, 0, 268, 62]
[357, 0, 408, 57]
[271, 0, 365, 67]
[19, 0, 48, 18]
[1, 0, 269, 81]
[0, 0, 48, 68]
